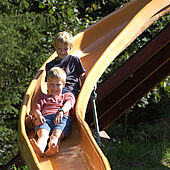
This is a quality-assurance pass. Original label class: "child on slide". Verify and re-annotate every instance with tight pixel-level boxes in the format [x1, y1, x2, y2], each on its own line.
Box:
[26, 31, 86, 147]
[26, 31, 85, 132]
[30, 67, 75, 157]
[46, 31, 86, 99]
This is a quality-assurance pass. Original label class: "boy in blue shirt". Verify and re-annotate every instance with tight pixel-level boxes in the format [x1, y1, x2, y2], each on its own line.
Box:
[46, 31, 86, 98]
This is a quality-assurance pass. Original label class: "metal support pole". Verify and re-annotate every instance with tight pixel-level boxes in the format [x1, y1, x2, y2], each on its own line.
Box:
[91, 84, 101, 147]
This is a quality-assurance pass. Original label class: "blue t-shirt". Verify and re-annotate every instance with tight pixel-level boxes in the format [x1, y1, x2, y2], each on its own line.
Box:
[46, 55, 86, 98]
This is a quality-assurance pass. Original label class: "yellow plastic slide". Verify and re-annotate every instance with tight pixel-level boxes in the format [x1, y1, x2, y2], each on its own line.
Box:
[18, 0, 169, 169]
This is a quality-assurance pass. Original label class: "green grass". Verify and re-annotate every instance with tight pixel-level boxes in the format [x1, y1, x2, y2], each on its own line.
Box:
[101, 119, 170, 170]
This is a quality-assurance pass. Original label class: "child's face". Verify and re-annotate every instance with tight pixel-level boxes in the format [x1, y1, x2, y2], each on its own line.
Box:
[47, 78, 65, 96]
[56, 42, 71, 59]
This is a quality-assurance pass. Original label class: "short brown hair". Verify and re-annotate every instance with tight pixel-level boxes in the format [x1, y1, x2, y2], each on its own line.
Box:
[47, 67, 66, 84]
[53, 31, 73, 49]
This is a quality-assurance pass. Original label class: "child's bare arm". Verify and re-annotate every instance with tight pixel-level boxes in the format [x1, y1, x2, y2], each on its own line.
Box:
[79, 72, 86, 88]
[54, 101, 72, 125]
[62, 101, 72, 113]
[34, 109, 46, 124]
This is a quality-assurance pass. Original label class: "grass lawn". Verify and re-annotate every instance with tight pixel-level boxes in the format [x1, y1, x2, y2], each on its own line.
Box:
[101, 117, 170, 170]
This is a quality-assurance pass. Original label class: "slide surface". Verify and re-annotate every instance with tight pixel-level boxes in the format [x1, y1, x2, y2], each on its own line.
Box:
[18, 0, 169, 169]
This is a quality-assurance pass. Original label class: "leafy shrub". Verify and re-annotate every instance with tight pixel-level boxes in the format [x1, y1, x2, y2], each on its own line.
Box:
[0, 13, 52, 119]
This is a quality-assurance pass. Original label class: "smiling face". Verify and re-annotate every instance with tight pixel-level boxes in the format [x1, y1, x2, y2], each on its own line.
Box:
[56, 42, 72, 59]
[47, 78, 65, 97]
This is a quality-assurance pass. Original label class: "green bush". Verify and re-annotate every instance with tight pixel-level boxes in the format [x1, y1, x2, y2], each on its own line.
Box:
[0, 13, 52, 119]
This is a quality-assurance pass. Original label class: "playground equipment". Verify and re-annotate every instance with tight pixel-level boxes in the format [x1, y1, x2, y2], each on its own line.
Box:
[18, 0, 170, 169]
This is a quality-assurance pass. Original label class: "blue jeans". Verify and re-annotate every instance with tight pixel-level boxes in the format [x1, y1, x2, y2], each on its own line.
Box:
[35, 114, 72, 138]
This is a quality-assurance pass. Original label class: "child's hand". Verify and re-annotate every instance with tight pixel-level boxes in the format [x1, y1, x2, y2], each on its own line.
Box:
[37, 114, 46, 125]
[39, 115, 45, 124]
[35, 110, 46, 125]
[54, 111, 63, 125]
[31, 116, 40, 126]
[25, 115, 34, 130]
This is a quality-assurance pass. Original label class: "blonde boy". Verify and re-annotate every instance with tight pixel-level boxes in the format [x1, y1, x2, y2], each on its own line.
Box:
[46, 31, 86, 98]
[30, 67, 75, 157]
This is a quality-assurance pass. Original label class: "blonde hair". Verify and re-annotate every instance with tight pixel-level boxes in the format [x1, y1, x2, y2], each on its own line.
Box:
[47, 67, 66, 84]
[53, 31, 73, 49]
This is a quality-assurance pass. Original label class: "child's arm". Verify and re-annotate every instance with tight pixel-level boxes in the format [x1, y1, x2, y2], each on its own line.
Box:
[79, 72, 86, 88]
[34, 109, 46, 125]
[54, 101, 72, 125]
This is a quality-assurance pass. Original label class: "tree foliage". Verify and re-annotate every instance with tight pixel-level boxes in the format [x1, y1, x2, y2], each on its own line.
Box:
[0, 0, 94, 120]
[0, 13, 52, 118]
